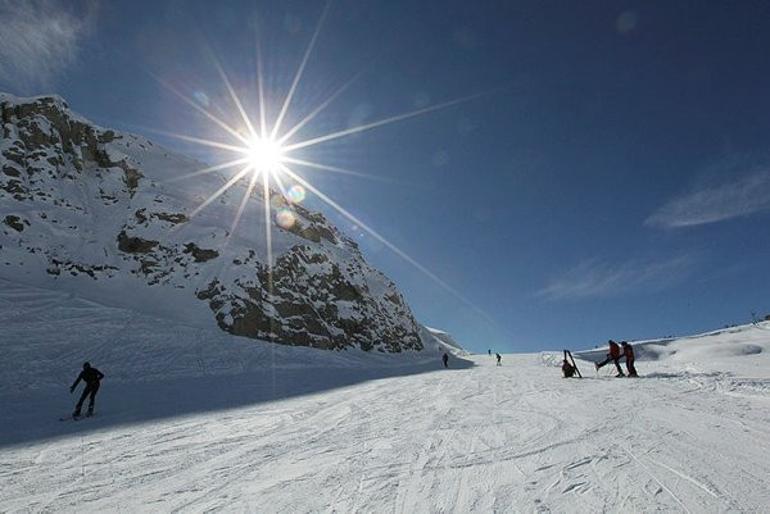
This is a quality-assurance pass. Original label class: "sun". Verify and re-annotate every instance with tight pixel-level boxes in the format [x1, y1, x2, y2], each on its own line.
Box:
[158, 2, 490, 319]
[247, 136, 284, 172]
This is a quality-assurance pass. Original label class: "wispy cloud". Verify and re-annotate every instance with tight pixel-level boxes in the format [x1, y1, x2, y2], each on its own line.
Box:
[0, 0, 97, 89]
[537, 255, 693, 300]
[646, 168, 770, 228]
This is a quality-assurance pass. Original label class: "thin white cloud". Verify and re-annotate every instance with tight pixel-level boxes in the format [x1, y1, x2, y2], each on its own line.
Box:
[538, 255, 693, 300]
[647, 169, 770, 228]
[0, 0, 97, 89]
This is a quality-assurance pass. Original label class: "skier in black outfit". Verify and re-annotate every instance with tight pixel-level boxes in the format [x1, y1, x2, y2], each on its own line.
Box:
[70, 362, 104, 417]
[442, 352, 449, 368]
[496, 353, 502, 366]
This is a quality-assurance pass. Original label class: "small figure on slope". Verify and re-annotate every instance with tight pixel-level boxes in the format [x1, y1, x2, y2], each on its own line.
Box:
[595, 340, 624, 377]
[70, 362, 104, 417]
[562, 359, 576, 378]
[442, 352, 449, 368]
[621, 341, 638, 377]
[488, 349, 492, 356]
[496, 353, 502, 366]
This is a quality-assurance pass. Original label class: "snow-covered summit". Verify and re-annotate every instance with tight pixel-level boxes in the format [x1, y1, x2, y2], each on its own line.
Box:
[0, 93, 427, 352]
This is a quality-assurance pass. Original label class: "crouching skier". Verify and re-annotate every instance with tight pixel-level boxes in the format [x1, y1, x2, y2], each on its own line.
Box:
[595, 340, 624, 377]
[70, 362, 105, 417]
[621, 341, 638, 377]
[562, 359, 576, 378]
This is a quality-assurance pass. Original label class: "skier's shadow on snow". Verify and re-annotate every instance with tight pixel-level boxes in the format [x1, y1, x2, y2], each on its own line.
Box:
[0, 358, 474, 448]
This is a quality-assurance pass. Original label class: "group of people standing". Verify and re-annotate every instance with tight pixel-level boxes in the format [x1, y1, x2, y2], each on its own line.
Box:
[595, 339, 637, 377]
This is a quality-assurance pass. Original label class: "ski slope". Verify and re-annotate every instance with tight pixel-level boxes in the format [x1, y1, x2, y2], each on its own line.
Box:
[2, 287, 770, 512]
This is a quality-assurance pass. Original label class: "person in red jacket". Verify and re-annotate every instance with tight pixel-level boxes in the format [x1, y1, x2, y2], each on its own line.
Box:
[595, 340, 624, 377]
[621, 341, 638, 377]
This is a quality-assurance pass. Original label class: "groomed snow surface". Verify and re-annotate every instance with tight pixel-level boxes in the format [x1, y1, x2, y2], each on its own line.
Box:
[2, 283, 770, 512]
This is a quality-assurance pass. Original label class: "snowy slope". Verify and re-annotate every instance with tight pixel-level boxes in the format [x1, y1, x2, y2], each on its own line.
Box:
[575, 323, 770, 380]
[0, 93, 426, 352]
[2, 301, 769, 512]
[0, 279, 458, 396]
[423, 325, 470, 356]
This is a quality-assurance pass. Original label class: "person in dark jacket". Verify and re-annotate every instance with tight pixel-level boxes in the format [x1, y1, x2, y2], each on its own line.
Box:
[495, 353, 502, 366]
[70, 362, 104, 417]
[595, 340, 624, 377]
[621, 341, 638, 377]
[562, 359, 576, 378]
[442, 352, 449, 368]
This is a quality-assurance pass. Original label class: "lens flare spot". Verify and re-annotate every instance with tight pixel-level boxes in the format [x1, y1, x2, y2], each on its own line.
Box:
[616, 11, 638, 34]
[276, 208, 296, 229]
[248, 136, 284, 171]
[287, 184, 306, 203]
[270, 193, 287, 209]
[192, 91, 210, 107]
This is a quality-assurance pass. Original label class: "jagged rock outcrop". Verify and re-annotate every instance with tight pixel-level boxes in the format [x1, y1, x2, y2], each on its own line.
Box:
[0, 93, 424, 352]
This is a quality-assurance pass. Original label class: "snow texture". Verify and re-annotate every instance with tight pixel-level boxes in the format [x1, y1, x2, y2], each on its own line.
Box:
[1, 280, 769, 512]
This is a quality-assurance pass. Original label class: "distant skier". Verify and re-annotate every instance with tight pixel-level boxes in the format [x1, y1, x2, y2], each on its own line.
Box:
[495, 353, 502, 366]
[621, 341, 638, 377]
[595, 340, 624, 377]
[488, 349, 492, 356]
[70, 362, 104, 417]
[442, 352, 449, 368]
[562, 359, 576, 378]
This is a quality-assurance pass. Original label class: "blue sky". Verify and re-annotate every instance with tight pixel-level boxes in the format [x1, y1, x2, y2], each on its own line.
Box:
[2, 0, 770, 353]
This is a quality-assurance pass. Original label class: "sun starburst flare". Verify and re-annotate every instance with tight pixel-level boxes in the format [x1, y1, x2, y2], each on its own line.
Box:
[156, 2, 497, 323]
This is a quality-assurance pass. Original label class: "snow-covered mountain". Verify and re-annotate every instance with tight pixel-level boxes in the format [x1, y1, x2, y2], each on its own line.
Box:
[0, 92, 432, 352]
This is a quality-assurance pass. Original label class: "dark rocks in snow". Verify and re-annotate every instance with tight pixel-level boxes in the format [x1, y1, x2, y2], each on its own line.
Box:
[183, 242, 219, 262]
[117, 230, 159, 254]
[3, 214, 26, 232]
[196, 244, 423, 352]
[0, 92, 427, 353]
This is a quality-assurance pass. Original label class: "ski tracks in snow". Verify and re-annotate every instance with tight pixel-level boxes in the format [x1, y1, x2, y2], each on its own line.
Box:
[2, 354, 770, 512]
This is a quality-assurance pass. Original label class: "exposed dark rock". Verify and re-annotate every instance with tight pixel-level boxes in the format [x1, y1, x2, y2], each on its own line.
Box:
[117, 230, 158, 253]
[154, 212, 187, 224]
[183, 242, 219, 262]
[135, 209, 148, 224]
[3, 214, 26, 232]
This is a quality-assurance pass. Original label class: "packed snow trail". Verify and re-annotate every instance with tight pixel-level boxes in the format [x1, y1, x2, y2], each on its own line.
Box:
[2, 353, 769, 512]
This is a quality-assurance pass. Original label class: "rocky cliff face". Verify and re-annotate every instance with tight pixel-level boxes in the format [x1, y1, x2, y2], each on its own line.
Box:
[0, 93, 424, 352]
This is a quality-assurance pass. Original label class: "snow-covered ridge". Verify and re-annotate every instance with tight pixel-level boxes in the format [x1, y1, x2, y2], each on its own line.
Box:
[574, 321, 770, 365]
[568, 321, 770, 395]
[423, 325, 470, 356]
[0, 92, 429, 352]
